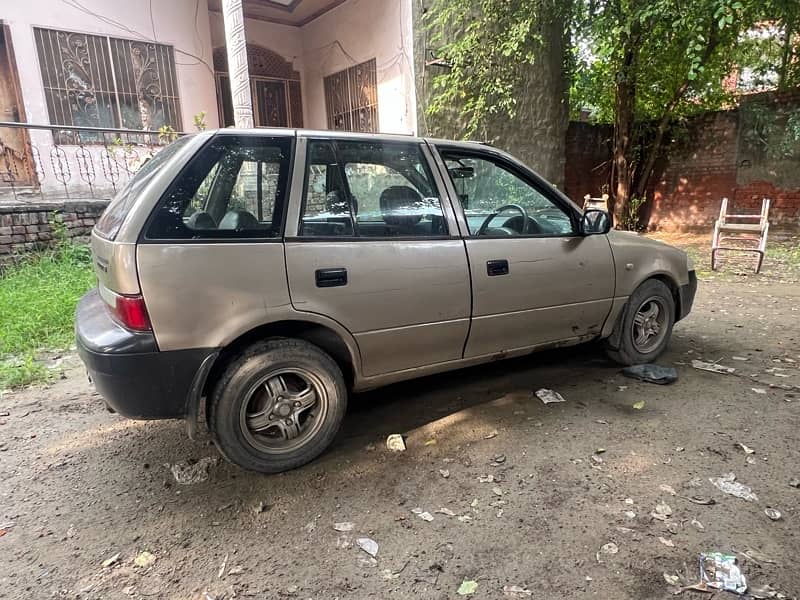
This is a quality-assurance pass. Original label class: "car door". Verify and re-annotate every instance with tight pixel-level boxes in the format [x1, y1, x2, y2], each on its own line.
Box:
[284, 135, 470, 377]
[432, 144, 616, 359]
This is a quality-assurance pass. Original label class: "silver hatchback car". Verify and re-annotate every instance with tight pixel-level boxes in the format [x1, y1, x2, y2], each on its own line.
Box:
[76, 129, 696, 473]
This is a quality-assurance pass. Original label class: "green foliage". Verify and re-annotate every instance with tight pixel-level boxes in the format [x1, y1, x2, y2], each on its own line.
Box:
[571, 0, 754, 123]
[0, 238, 95, 390]
[740, 100, 800, 160]
[620, 196, 647, 231]
[158, 125, 178, 144]
[193, 110, 208, 131]
[424, 0, 568, 139]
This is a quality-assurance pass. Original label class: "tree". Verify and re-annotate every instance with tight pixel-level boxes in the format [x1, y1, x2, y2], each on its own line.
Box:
[422, 0, 571, 186]
[572, 0, 784, 227]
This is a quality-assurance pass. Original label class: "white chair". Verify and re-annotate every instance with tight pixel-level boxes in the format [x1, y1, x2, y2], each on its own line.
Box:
[711, 197, 770, 273]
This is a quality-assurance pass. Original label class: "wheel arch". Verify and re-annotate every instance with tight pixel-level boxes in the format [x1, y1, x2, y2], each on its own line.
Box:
[605, 273, 680, 352]
[188, 318, 361, 437]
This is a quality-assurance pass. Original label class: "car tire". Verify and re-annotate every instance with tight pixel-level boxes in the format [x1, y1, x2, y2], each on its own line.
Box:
[604, 279, 676, 366]
[209, 338, 347, 474]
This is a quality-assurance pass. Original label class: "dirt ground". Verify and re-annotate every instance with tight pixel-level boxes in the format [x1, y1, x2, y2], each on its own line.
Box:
[1, 235, 799, 600]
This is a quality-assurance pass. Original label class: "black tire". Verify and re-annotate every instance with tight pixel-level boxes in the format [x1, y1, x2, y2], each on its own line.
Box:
[209, 338, 347, 473]
[604, 279, 676, 365]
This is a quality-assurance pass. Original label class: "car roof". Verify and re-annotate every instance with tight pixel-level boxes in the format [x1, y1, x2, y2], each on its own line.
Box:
[209, 127, 489, 150]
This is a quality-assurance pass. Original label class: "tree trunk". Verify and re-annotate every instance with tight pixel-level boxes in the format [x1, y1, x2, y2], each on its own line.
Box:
[416, 0, 571, 187]
[778, 20, 793, 90]
[611, 29, 639, 227]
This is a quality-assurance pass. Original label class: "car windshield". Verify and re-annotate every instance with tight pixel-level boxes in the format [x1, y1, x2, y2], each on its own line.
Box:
[94, 135, 195, 240]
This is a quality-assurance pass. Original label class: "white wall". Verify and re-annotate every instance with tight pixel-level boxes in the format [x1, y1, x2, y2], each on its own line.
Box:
[2, 0, 218, 195]
[300, 0, 417, 134]
[4, 0, 219, 131]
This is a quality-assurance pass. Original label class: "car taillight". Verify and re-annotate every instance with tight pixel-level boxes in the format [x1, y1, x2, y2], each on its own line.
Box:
[112, 294, 152, 331]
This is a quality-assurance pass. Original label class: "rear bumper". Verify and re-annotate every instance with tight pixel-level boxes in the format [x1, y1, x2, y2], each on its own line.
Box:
[75, 289, 215, 419]
[678, 270, 697, 321]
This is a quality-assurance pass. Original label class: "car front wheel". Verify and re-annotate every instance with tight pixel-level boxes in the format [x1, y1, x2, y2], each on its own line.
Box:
[209, 338, 347, 473]
[604, 279, 676, 365]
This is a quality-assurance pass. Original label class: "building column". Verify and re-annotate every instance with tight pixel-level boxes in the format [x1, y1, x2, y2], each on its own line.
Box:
[221, 0, 254, 128]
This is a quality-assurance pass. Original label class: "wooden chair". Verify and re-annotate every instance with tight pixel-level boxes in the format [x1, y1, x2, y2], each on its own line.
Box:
[583, 193, 609, 212]
[711, 197, 770, 273]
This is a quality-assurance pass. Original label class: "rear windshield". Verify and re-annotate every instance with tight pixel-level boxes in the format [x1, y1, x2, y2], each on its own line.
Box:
[94, 135, 195, 240]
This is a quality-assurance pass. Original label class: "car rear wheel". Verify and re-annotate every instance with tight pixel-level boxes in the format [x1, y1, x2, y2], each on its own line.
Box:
[604, 279, 675, 365]
[209, 338, 347, 473]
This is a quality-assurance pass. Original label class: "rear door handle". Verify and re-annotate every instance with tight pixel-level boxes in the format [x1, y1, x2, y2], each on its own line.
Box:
[315, 268, 348, 287]
[486, 259, 509, 276]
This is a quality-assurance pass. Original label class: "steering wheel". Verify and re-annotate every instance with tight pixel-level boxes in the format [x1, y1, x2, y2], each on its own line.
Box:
[476, 204, 529, 236]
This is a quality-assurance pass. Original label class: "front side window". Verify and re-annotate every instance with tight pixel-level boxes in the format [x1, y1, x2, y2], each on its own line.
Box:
[299, 139, 447, 238]
[146, 135, 292, 240]
[441, 150, 574, 237]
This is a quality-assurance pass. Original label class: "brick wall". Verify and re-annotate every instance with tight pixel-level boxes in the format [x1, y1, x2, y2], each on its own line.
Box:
[0, 201, 108, 266]
[564, 91, 800, 231]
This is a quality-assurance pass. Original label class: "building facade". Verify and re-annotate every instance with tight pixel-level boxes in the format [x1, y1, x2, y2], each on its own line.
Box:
[0, 0, 416, 199]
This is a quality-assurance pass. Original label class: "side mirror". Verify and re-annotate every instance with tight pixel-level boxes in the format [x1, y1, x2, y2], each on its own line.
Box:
[581, 208, 611, 235]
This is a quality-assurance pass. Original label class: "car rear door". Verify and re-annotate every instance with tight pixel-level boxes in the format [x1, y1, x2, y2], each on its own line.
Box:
[432, 144, 615, 358]
[284, 135, 470, 377]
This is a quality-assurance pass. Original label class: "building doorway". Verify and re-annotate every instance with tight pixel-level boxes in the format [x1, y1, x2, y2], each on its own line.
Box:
[0, 23, 35, 187]
[214, 45, 303, 128]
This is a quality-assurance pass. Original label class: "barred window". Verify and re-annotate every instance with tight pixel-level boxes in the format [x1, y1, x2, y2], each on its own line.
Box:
[324, 59, 378, 133]
[34, 28, 182, 141]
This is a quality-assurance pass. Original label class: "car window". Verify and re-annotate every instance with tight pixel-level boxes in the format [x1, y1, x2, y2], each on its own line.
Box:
[441, 151, 574, 237]
[299, 139, 447, 238]
[146, 135, 292, 240]
[95, 134, 195, 240]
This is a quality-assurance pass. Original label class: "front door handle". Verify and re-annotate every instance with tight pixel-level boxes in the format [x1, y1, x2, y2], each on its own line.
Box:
[486, 259, 509, 276]
[315, 268, 348, 287]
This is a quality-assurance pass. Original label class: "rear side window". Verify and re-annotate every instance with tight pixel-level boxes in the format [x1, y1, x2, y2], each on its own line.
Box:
[145, 134, 293, 240]
[298, 139, 447, 238]
[95, 135, 194, 240]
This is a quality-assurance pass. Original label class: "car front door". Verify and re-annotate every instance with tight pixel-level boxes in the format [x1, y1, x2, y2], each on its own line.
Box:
[433, 145, 616, 359]
[284, 136, 471, 377]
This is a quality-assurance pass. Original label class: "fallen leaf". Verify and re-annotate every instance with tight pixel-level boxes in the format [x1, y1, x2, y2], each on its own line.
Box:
[436, 508, 456, 516]
[102, 553, 120, 568]
[600, 542, 619, 554]
[741, 549, 776, 564]
[483, 431, 497, 439]
[439, 469, 450, 479]
[457, 580, 478, 595]
[663, 573, 680, 586]
[736, 443, 755, 454]
[356, 537, 378, 557]
[133, 551, 156, 568]
[658, 537, 675, 548]
[502, 584, 532, 596]
[492, 487, 503, 496]
[632, 400, 645, 410]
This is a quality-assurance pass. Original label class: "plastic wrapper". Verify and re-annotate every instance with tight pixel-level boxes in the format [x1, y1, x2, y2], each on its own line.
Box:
[699, 552, 747, 594]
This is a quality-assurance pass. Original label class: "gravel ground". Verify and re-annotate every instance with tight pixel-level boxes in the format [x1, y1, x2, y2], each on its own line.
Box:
[1, 236, 799, 600]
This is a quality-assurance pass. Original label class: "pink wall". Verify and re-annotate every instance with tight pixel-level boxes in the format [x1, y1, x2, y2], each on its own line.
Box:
[208, 0, 416, 134]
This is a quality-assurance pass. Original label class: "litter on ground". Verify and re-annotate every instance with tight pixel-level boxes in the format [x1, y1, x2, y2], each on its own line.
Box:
[621, 364, 678, 385]
[535, 388, 565, 404]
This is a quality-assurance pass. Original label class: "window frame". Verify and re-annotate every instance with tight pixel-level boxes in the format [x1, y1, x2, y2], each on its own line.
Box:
[433, 144, 581, 239]
[323, 58, 378, 133]
[33, 26, 183, 142]
[289, 136, 458, 242]
[140, 133, 295, 244]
